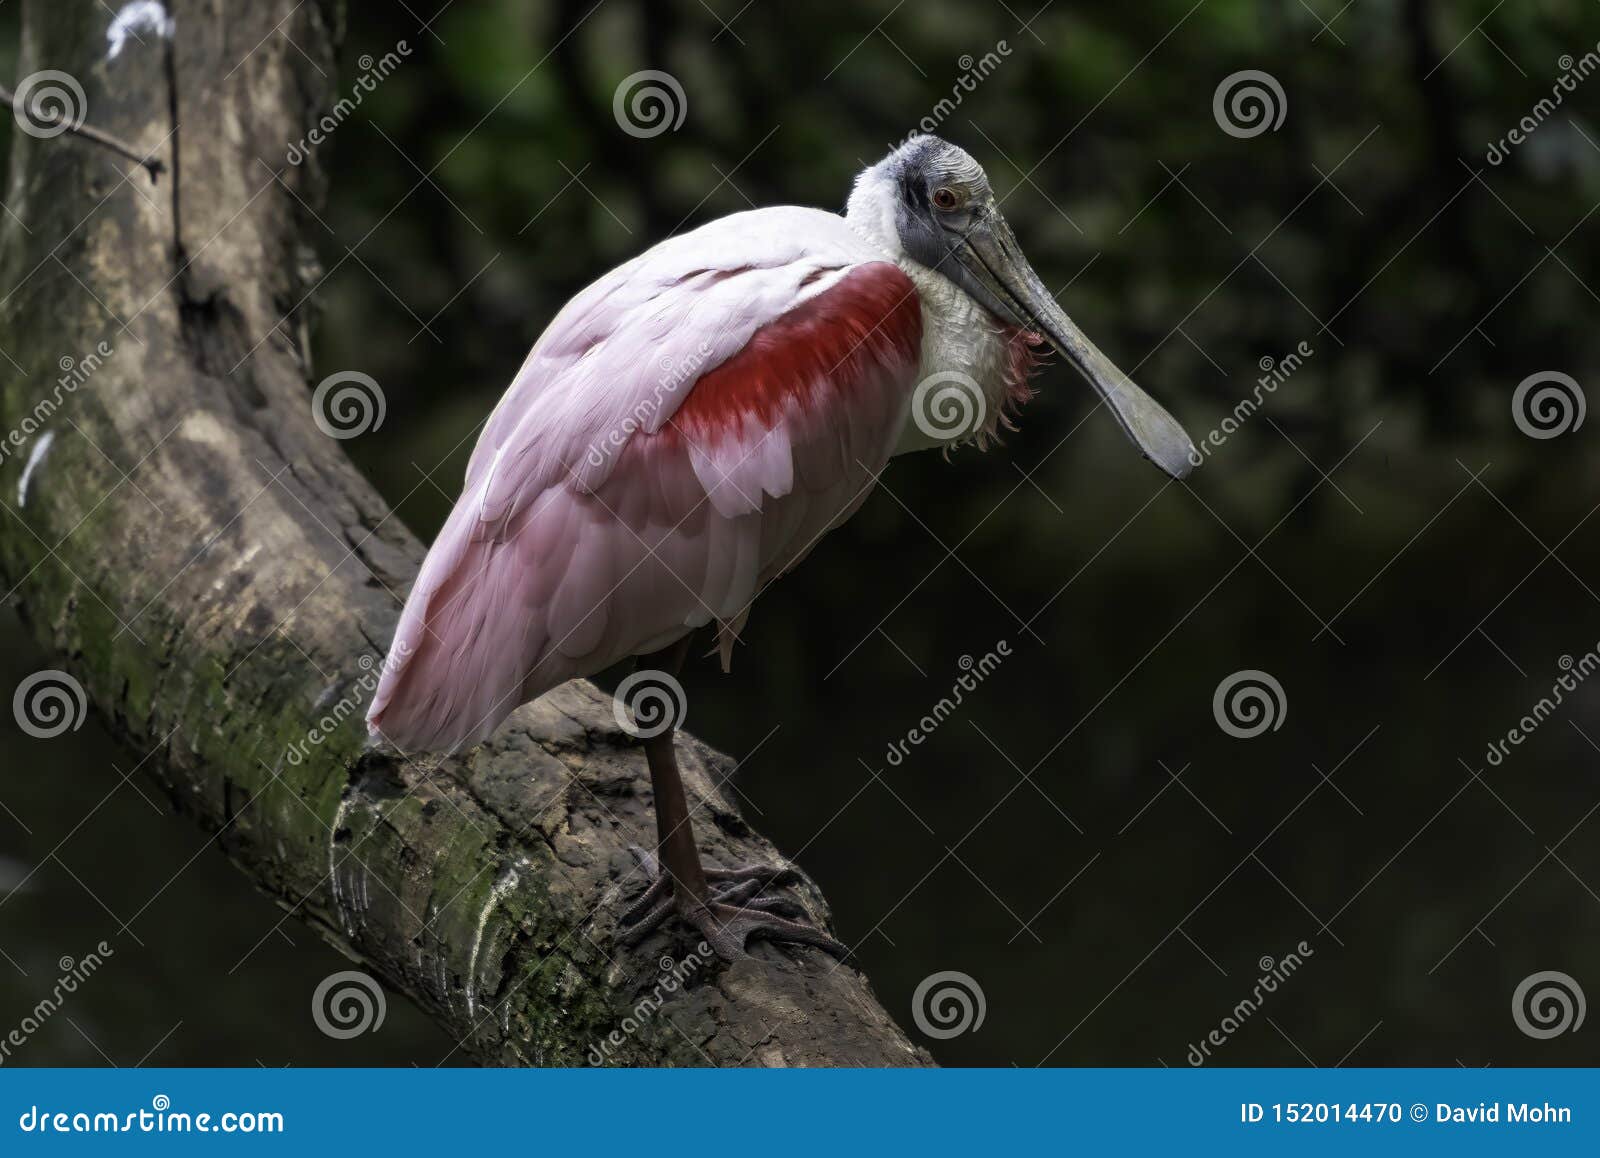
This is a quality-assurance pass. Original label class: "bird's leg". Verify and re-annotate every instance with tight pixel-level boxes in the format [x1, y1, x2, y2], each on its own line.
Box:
[642, 648, 711, 909]
[617, 637, 847, 961]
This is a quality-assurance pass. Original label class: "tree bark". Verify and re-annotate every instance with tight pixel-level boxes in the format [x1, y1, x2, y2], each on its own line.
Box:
[0, 0, 927, 1067]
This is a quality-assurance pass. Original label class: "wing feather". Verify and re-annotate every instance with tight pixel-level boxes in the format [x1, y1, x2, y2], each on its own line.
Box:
[368, 209, 922, 752]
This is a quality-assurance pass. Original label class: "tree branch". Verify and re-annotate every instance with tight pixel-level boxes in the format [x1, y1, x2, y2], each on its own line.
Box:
[0, 82, 166, 182]
[0, 0, 926, 1067]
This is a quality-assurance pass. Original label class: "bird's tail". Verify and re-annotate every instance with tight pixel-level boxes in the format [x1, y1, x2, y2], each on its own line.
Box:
[365, 499, 563, 755]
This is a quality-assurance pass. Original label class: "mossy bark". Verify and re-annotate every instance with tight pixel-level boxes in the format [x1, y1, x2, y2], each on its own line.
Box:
[0, 0, 927, 1067]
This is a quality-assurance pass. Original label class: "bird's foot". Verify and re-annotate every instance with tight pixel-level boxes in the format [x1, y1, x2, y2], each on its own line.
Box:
[618, 847, 805, 921]
[618, 847, 847, 962]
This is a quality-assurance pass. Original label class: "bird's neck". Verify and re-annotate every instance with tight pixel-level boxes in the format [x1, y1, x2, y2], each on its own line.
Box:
[890, 278, 1040, 456]
[843, 168, 904, 260]
[845, 168, 1040, 455]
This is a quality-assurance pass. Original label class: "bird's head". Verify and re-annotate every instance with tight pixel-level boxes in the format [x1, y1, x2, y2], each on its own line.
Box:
[856, 135, 1196, 479]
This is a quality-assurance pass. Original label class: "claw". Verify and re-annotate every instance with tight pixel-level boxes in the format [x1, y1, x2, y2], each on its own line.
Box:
[619, 893, 677, 943]
[711, 877, 808, 918]
[619, 871, 672, 927]
[681, 899, 849, 961]
[616, 857, 844, 960]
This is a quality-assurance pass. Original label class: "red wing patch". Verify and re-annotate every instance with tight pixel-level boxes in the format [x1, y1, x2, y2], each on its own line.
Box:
[671, 262, 923, 445]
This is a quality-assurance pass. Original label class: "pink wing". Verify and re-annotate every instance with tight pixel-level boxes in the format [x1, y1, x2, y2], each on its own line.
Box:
[367, 209, 923, 753]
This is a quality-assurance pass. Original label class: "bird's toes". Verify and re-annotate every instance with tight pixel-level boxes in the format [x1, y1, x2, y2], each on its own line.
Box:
[618, 873, 673, 929]
[709, 877, 807, 918]
[701, 903, 848, 961]
[704, 861, 801, 888]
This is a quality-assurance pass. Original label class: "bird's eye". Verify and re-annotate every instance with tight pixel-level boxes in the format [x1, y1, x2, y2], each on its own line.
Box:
[931, 187, 960, 211]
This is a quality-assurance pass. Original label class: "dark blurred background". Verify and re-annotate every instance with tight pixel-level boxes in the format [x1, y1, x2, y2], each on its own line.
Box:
[4, 0, 1600, 1066]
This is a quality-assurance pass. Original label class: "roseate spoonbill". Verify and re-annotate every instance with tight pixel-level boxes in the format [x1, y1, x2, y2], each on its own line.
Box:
[367, 136, 1194, 959]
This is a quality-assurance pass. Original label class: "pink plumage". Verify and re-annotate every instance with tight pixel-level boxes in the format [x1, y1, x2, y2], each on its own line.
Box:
[367, 207, 924, 753]
[363, 137, 1199, 961]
